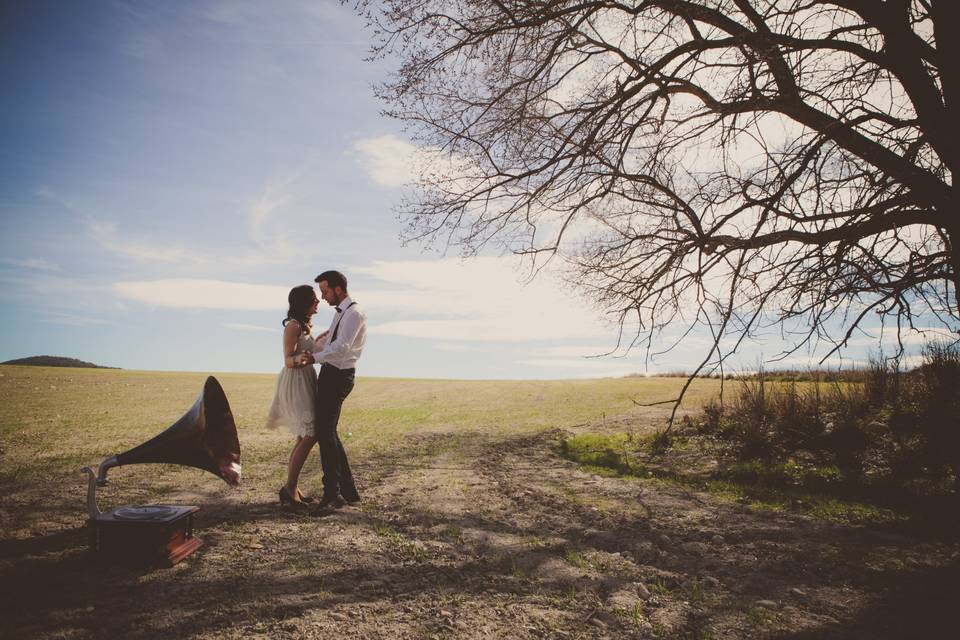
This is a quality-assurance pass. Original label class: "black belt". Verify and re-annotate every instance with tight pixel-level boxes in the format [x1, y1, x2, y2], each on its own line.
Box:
[321, 363, 355, 374]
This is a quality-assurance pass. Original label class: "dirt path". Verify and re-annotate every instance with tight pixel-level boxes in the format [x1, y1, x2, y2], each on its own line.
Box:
[2, 422, 959, 639]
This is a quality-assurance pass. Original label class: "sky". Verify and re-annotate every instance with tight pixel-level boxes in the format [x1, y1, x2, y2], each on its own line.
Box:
[0, 1, 954, 379]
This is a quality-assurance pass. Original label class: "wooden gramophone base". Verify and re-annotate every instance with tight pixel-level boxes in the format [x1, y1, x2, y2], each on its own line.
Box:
[89, 504, 203, 566]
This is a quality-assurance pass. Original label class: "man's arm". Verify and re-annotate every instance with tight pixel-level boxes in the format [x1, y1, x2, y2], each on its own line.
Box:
[309, 311, 362, 363]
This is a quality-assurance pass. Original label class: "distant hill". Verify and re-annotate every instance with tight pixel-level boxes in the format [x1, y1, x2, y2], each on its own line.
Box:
[1, 355, 117, 369]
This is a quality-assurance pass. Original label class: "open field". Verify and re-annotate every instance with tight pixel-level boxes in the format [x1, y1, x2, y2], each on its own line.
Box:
[1, 366, 957, 639]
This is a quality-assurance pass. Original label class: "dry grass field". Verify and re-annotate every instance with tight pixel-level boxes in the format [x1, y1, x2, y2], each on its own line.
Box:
[1, 365, 957, 639]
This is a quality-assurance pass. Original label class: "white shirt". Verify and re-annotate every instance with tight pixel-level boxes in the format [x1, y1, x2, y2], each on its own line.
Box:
[311, 296, 366, 369]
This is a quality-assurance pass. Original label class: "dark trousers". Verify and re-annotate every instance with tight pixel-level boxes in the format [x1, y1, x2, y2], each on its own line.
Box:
[315, 363, 358, 501]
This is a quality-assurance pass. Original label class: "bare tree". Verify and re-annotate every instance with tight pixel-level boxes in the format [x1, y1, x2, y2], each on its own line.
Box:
[358, 0, 958, 418]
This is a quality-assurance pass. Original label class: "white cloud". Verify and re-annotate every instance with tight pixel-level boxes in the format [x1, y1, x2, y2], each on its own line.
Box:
[249, 177, 294, 234]
[370, 318, 578, 342]
[201, 2, 247, 24]
[518, 357, 638, 378]
[88, 220, 189, 263]
[42, 313, 110, 326]
[0, 272, 112, 309]
[750, 355, 869, 371]
[759, 353, 924, 371]
[3, 258, 60, 271]
[247, 174, 304, 258]
[113, 279, 287, 310]
[34, 186, 78, 211]
[355, 257, 613, 342]
[86, 216, 294, 270]
[510, 343, 645, 379]
[224, 322, 275, 333]
[842, 326, 958, 348]
[352, 135, 418, 187]
[434, 342, 482, 352]
[532, 344, 619, 358]
[90, 169, 338, 272]
[513, 343, 649, 377]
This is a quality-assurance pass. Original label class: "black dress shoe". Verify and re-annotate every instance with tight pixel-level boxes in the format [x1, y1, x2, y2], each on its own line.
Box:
[315, 495, 345, 509]
[309, 495, 346, 517]
[343, 495, 361, 506]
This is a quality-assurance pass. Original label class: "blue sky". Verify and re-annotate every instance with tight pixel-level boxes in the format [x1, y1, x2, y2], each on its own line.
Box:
[0, 1, 953, 379]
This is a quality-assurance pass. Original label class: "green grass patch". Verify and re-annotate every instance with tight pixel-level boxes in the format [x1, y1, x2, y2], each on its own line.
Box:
[687, 577, 705, 603]
[560, 432, 901, 524]
[650, 577, 671, 595]
[722, 459, 844, 491]
[563, 548, 589, 569]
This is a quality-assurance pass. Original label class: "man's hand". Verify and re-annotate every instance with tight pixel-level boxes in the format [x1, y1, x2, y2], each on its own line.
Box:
[300, 353, 316, 365]
[313, 329, 330, 348]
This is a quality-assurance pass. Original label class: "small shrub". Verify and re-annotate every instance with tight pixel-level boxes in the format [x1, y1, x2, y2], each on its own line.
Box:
[648, 429, 673, 454]
[693, 341, 960, 502]
[698, 398, 726, 435]
[864, 357, 901, 407]
[917, 342, 960, 491]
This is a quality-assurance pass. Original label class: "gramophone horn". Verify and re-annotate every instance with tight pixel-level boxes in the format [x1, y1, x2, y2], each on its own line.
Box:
[83, 376, 242, 517]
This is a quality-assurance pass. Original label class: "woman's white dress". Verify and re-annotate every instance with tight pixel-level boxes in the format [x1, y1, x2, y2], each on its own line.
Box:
[265, 328, 316, 437]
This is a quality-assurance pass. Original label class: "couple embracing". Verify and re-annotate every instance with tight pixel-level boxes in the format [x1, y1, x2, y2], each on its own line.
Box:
[266, 270, 366, 513]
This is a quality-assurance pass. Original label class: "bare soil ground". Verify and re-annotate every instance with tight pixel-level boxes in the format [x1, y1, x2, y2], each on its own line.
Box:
[2, 407, 958, 639]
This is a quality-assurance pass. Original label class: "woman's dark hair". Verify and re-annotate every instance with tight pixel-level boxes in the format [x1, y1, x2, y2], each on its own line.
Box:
[283, 285, 315, 334]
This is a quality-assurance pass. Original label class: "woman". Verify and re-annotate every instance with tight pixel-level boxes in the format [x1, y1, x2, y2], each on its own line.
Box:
[265, 284, 325, 508]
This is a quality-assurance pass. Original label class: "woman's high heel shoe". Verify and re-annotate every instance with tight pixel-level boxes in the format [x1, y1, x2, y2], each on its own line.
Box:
[279, 486, 307, 510]
[297, 490, 315, 504]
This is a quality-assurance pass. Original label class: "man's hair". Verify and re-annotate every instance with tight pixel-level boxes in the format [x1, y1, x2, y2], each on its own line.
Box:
[315, 270, 347, 292]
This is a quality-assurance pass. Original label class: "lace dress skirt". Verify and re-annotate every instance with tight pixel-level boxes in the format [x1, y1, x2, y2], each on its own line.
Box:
[265, 334, 317, 437]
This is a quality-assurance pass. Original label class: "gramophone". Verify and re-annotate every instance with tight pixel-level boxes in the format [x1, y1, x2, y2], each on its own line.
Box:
[81, 376, 242, 566]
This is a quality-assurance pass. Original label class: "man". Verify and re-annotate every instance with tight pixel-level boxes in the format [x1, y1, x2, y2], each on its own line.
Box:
[303, 270, 367, 511]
